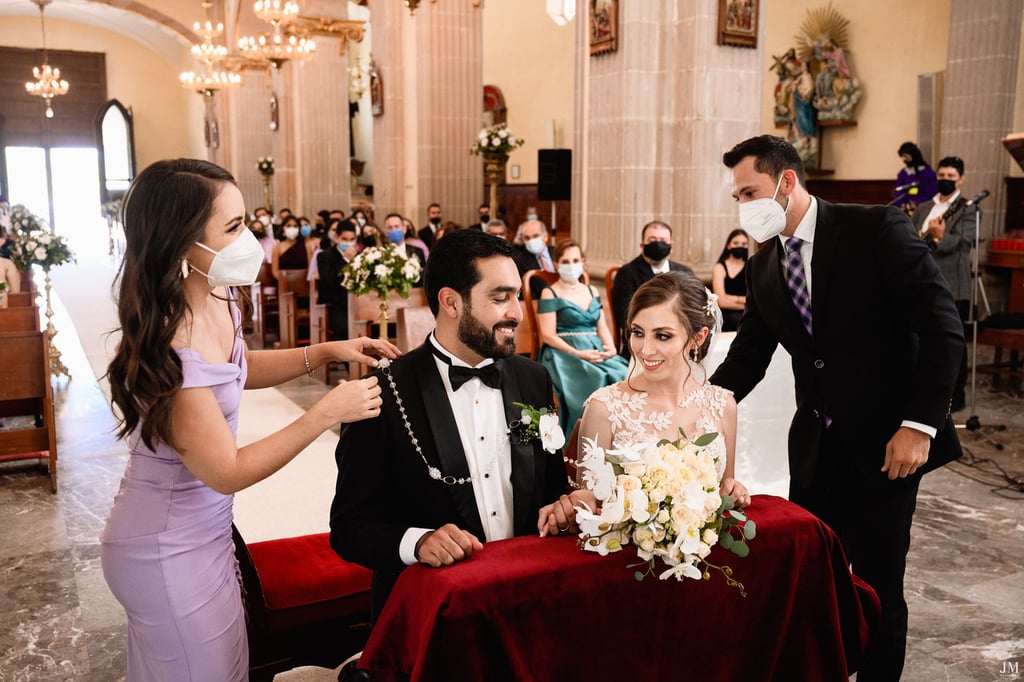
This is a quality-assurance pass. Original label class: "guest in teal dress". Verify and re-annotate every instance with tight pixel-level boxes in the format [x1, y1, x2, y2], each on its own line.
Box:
[536, 240, 628, 433]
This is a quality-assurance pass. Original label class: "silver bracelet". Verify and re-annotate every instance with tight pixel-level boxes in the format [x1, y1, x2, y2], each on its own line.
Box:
[303, 346, 314, 377]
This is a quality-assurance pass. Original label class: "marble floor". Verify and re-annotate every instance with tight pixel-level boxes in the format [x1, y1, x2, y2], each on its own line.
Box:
[1, 271, 1022, 680]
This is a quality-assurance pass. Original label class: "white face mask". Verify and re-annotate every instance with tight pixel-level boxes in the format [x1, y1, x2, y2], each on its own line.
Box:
[284, 226, 300, 240]
[190, 228, 265, 287]
[525, 236, 546, 255]
[257, 214, 271, 227]
[558, 263, 583, 283]
[738, 173, 791, 243]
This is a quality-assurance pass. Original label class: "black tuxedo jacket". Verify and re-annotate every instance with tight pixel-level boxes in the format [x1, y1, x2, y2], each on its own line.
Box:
[315, 246, 348, 307]
[710, 200, 964, 488]
[417, 225, 436, 250]
[612, 256, 693, 352]
[330, 342, 567, 615]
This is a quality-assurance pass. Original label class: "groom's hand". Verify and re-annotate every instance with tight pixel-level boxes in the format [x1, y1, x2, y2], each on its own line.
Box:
[414, 524, 483, 568]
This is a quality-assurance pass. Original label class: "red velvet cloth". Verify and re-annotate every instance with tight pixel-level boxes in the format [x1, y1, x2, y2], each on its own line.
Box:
[359, 495, 880, 682]
[247, 533, 372, 611]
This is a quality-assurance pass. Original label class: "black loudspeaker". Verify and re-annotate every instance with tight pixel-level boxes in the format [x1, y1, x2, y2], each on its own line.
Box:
[537, 149, 572, 201]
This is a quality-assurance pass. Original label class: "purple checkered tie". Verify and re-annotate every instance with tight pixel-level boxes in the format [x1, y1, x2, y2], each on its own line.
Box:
[784, 237, 813, 335]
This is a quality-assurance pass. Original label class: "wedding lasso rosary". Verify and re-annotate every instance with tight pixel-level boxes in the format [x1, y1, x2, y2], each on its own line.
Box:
[375, 357, 472, 486]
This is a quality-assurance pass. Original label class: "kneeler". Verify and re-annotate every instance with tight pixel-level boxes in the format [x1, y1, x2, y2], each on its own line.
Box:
[232, 526, 373, 681]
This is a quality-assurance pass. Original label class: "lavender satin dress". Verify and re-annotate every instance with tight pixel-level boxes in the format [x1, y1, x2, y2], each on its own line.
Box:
[101, 309, 248, 681]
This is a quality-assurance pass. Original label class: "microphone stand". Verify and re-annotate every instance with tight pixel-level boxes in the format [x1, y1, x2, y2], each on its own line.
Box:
[957, 197, 1006, 449]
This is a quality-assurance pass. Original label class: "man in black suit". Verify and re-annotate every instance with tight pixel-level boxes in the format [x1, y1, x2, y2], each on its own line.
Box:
[512, 219, 557, 299]
[710, 135, 964, 682]
[330, 229, 578, 620]
[466, 203, 491, 231]
[611, 220, 694, 356]
[417, 202, 443, 249]
[315, 219, 358, 340]
[382, 213, 426, 286]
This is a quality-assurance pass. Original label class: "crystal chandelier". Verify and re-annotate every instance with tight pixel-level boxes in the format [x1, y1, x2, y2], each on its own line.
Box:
[180, 2, 242, 95]
[24, 0, 69, 119]
[253, 0, 299, 26]
[238, 27, 316, 69]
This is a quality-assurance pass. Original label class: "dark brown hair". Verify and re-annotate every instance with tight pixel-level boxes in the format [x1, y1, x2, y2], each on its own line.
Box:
[106, 158, 238, 450]
[626, 271, 715, 362]
[552, 239, 584, 262]
[722, 134, 807, 189]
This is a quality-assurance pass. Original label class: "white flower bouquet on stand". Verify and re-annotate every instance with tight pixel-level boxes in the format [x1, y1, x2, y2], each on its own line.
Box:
[575, 429, 756, 594]
[341, 243, 422, 339]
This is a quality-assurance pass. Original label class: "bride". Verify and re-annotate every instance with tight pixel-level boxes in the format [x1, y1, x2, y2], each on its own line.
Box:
[538, 271, 749, 536]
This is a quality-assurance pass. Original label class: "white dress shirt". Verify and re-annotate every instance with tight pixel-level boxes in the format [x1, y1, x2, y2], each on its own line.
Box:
[398, 335, 515, 564]
[920, 191, 961, 237]
[778, 198, 936, 439]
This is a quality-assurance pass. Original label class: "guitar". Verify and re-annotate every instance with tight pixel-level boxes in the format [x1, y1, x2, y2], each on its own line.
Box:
[920, 196, 968, 239]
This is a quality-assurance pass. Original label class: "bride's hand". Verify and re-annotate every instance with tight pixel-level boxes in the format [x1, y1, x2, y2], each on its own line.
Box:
[720, 477, 751, 509]
[327, 337, 401, 366]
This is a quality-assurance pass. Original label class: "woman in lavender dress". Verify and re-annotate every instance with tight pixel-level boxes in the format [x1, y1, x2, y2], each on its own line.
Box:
[101, 159, 399, 681]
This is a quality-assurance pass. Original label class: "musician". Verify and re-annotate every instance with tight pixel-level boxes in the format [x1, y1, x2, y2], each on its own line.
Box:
[913, 155, 976, 412]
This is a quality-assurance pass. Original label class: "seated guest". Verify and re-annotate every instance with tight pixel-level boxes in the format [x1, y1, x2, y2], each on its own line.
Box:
[317, 219, 359, 341]
[711, 228, 749, 332]
[536, 240, 627, 434]
[417, 202, 443, 249]
[383, 213, 426, 286]
[466, 203, 491, 231]
[611, 220, 694, 356]
[271, 216, 308, 279]
[402, 216, 430, 260]
[513, 219, 556, 300]
[485, 218, 508, 240]
[249, 217, 275, 265]
[330, 228, 581, 621]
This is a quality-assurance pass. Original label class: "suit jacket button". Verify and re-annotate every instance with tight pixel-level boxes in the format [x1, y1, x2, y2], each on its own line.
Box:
[814, 359, 825, 369]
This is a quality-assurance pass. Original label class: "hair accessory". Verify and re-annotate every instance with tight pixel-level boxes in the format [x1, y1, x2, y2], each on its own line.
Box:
[180, 258, 190, 279]
[704, 291, 719, 317]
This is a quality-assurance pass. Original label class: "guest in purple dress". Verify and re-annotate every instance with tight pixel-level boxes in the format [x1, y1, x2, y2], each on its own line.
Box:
[100, 158, 400, 681]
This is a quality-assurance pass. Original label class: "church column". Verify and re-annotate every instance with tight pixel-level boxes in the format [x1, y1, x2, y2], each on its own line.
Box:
[372, 1, 483, 224]
[573, 0, 763, 276]
[939, 0, 1023, 246]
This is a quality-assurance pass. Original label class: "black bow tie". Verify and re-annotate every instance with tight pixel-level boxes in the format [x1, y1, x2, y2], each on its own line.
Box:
[431, 343, 503, 391]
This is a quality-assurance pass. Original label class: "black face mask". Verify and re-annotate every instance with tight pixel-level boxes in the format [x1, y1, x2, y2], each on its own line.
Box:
[430, 216, 442, 226]
[480, 214, 490, 224]
[361, 233, 379, 248]
[937, 179, 957, 196]
[643, 241, 672, 262]
[729, 247, 748, 260]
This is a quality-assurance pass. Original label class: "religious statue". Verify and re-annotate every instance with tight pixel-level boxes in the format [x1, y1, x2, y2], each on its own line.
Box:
[771, 48, 818, 169]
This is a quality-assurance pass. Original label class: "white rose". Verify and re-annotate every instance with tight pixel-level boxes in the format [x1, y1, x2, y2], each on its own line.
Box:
[499, 129, 508, 138]
[490, 136, 500, 147]
[34, 247, 47, 260]
[39, 233, 52, 245]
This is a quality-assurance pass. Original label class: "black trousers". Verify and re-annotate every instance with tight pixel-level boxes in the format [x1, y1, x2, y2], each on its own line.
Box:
[789, 424, 921, 682]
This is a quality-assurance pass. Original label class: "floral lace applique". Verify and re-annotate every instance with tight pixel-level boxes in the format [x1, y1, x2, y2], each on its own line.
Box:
[586, 383, 732, 480]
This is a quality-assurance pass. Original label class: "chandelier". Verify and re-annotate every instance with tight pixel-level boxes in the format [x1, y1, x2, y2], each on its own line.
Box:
[24, 0, 69, 118]
[238, 26, 316, 69]
[405, 0, 481, 16]
[253, 0, 299, 26]
[180, 2, 242, 95]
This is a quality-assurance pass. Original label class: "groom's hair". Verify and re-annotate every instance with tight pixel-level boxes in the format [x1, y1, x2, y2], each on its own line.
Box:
[425, 228, 514, 316]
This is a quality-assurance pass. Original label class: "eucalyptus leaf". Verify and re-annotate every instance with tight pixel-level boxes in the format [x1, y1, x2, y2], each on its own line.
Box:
[732, 541, 750, 558]
[634, 571, 646, 582]
[743, 521, 757, 540]
[728, 509, 747, 522]
[720, 533, 734, 549]
[693, 432, 719, 447]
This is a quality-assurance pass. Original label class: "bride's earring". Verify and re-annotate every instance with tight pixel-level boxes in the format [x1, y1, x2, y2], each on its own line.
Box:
[180, 257, 190, 279]
[691, 345, 699, 362]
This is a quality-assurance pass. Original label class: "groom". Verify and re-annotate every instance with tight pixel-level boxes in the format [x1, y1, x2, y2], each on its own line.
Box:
[710, 135, 964, 682]
[330, 229, 573, 620]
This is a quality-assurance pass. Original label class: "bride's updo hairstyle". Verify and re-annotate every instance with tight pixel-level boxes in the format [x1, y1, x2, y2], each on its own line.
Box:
[626, 271, 716, 362]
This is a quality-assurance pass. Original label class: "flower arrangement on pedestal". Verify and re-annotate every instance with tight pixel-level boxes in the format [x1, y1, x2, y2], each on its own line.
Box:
[341, 244, 423, 339]
[6, 205, 75, 272]
[470, 123, 524, 157]
[575, 429, 756, 594]
[257, 156, 275, 176]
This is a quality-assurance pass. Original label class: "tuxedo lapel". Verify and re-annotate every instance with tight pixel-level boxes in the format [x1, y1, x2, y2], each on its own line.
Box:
[810, 200, 840, 333]
[499, 360, 537, 536]
[409, 344, 485, 538]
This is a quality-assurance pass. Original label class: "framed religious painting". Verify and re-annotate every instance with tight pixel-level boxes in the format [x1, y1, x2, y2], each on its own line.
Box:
[589, 0, 617, 56]
[717, 0, 758, 48]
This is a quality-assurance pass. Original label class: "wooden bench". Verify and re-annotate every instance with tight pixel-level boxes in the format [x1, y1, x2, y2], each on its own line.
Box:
[250, 263, 278, 348]
[277, 269, 311, 349]
[0, 330, 58, 491]
[5, 291, 35, 307]
[0, 305, 40, 332]
[347, 289, 428, 377]
[974, 327, 1024, 388]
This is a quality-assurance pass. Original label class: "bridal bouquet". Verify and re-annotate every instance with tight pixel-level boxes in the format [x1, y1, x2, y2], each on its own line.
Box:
[6, 205, 75, 272]
[575, 430, 755, 594]
[341, 243, 421, 299]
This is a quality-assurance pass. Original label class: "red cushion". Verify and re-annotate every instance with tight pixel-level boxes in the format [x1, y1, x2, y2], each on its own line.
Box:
[247, 533, 372, 611]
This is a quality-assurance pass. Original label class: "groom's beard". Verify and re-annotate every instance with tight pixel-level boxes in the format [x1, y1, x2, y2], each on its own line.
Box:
[458, 304, 517, 359]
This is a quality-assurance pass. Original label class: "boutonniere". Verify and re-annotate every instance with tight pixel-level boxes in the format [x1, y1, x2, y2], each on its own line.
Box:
[509, 402, 566, 453]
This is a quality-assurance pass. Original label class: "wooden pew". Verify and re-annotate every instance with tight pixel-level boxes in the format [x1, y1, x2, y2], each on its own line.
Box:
[0, 305, 40, 332]
[347, 289, 428, 377]
[250, 263, 278, 348]
[277, 269, 311, 349]
[0, 330, 58, 491]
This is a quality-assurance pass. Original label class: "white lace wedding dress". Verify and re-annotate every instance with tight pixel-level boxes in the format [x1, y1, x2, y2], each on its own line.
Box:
[584, 382, 731, 481]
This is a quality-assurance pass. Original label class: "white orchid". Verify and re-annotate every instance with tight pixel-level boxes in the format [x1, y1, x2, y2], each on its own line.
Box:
[538, 412, 565, 453]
